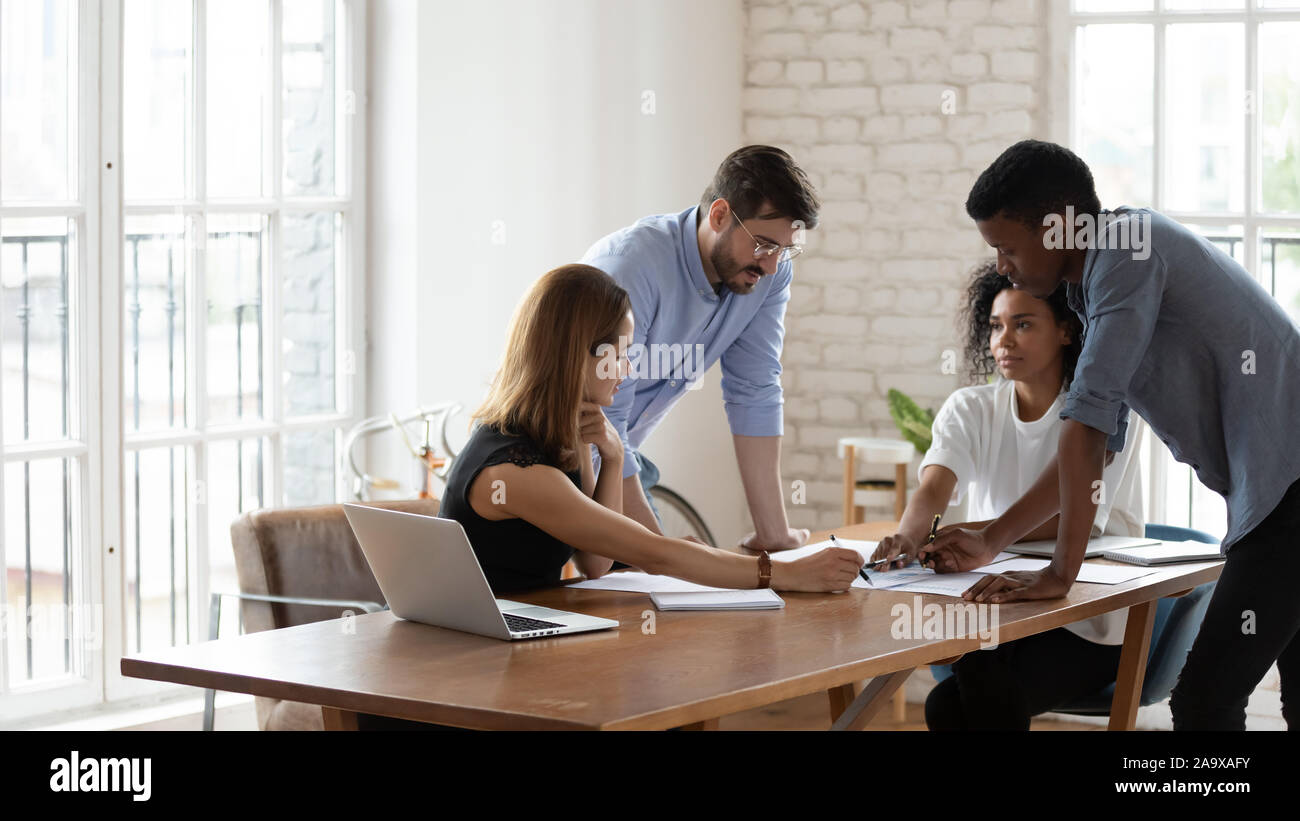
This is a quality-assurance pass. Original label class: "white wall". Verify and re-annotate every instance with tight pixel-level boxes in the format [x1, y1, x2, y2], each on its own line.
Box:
[742, 0, 1053, 531]
[368, 0, 750, 544]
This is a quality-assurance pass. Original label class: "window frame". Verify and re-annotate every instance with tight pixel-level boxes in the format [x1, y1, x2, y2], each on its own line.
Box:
[1055, 0, 1300, 534]
[0, 0, 366, 724]
[0, 0, 104, 724]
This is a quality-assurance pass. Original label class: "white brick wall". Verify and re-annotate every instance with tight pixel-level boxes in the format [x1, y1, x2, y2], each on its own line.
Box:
[743, 0, 1047, 529]
[742, 0, 1283, 728]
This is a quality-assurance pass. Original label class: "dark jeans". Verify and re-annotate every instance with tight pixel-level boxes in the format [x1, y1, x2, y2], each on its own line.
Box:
[925, 627, 1123, 731]
[1168, 476, 1300, 730]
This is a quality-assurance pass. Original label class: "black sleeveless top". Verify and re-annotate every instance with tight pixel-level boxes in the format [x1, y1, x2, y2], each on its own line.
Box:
[439, 424, 582, 594]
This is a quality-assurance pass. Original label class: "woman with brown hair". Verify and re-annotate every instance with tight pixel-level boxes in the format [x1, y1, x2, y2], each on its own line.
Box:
[436, 263, 862, 594]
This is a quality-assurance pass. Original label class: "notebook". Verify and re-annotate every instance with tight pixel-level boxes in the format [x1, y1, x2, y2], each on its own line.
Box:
[649, 589, 785, 611]
[1102, 540, 1223, 566]
[1006, 534, 1160, 558]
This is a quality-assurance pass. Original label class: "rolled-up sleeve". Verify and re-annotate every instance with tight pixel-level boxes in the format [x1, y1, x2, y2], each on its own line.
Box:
[1061, 247, 1166, 453]
[586, 253, 656, 478]
[719, 262, 791, 437]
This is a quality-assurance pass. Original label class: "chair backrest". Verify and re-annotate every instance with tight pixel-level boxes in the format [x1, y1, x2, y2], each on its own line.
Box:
[230, 497, 439, 632]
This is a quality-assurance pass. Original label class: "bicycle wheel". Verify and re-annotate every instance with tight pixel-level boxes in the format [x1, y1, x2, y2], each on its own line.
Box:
[648, 485, 718, 547]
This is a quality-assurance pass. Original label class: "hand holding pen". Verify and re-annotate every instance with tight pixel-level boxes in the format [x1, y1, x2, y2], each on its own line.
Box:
[867, 512, 942, 574]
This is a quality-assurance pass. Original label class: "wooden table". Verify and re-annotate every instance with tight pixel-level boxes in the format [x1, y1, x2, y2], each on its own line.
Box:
[121, 522, 1223, 730]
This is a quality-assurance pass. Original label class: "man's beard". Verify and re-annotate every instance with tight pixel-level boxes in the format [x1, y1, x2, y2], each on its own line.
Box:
[709, 236, 765, 295]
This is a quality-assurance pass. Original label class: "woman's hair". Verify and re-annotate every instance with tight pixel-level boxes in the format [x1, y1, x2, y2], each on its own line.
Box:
[960, 259, 1084, 388]
[474, 264, 631, 470]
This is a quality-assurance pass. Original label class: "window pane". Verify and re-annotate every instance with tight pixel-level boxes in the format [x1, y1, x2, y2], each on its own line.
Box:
[124, 215, 189, 432]
[1077, 25, 1154, 208]
[1164, 23, 1245, 213]
[1262, 227, 1300, 325]
[207, 437, 268, 641]
[206, 214, 267, 424]
[4, 457, 78, 685]
[207, 0, 269, 197]
[283, 0, 340, 196]
[0, 0, 77, 202]
[1164, 0, 1244, 9]
[283, 428, 337, 506]
[124, 445, 191, 655]
[283, 212, 337, 417]
[124, 0, 193, 200]
[1190, 472, 1228, 539]
[1, 218, 76, 444]
[1073, 0, 1152, 10]
[1260, 23, 1300, 215]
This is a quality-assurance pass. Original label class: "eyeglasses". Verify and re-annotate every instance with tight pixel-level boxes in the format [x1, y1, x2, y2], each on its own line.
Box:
[731, 211, 803, 263]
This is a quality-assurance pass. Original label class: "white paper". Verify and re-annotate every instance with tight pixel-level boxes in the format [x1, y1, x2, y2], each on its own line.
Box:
[972, 557, 1156, 585]
[877, 572, 990, 597]
[568, 570, 732, 594]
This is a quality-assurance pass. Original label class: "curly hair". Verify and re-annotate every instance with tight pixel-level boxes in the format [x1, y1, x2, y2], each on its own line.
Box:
[960, 259, 1084, 389]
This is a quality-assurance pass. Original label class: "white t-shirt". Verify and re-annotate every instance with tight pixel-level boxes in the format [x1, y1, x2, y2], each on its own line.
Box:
[919, 378, 1145, 645]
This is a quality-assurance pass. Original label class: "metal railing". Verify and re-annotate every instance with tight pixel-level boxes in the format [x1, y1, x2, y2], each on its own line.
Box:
[1, 234, 72, 679]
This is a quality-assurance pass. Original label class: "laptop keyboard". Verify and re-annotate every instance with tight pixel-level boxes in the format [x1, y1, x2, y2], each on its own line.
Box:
[503, 613, 565, 633]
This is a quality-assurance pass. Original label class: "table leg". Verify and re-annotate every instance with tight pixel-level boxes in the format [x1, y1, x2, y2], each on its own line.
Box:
[831, 669, 914, 731]
[827, 683, 856, 722]
[1108, 599, 1157, 731]
[322, 707, 359, 731]
[678, 718, 720, 731]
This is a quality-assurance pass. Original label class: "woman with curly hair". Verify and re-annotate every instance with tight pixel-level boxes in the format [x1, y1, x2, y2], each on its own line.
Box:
[870, 259, 1145, 730]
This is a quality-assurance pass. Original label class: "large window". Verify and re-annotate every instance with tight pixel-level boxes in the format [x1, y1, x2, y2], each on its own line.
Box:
[0, 0, 363, 724]
[1066, 0, 1300, 536]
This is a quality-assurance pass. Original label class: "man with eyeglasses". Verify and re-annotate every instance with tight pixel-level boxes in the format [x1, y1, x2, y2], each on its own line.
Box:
[580, 145, 820, 552]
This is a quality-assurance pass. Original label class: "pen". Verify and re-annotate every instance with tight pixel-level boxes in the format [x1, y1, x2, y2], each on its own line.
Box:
[833, 534, 872, 587]
[919, 513, 942, 568]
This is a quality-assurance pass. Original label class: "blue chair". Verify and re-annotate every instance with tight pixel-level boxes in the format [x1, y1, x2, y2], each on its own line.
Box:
[930, 525, 1219, 716]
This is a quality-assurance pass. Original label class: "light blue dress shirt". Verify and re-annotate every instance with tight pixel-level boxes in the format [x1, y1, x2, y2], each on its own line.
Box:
[1061, 208, 1300, 551]
[581, 206, 791, 479]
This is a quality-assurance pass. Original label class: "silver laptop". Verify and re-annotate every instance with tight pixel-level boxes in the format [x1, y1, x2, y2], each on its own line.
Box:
[342, 504, 619, 640]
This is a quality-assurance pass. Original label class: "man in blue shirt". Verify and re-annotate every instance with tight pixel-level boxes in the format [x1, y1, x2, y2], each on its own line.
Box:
[925, 140, 1300, 730]
[580, 146, 819, 552]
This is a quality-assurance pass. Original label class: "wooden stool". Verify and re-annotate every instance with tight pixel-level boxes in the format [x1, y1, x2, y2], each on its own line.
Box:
[834, 437, 916, 724]
[838, 437, 914, 526]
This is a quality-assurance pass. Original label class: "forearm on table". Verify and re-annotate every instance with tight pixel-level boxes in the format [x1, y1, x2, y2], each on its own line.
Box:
[733, 434, 792, 541]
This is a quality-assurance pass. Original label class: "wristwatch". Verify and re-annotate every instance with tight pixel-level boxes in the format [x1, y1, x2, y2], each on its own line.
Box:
[756, 551, 772, 589]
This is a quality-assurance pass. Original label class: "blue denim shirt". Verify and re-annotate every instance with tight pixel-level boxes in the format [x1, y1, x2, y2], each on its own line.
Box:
[1061, 208, 1300, 551]
[581, 206, 791, 478]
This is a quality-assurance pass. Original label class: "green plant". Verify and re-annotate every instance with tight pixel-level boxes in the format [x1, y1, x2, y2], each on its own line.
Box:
[887, 388, 935, 454]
